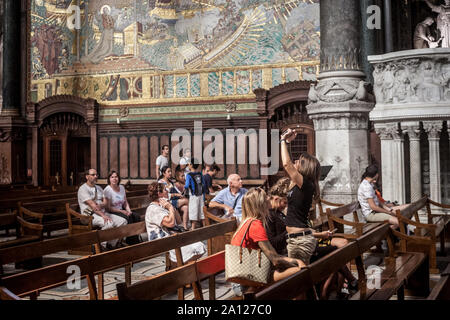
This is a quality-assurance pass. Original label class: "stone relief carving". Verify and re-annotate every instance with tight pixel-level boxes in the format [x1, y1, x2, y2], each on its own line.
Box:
[311, 113, 368, 130]
[423, 0, 450, 48]
[372, 56, 450, 104]
[414, 17, 441, 49]
[320, 155, 364, 194]
[308, 79, 374, 105]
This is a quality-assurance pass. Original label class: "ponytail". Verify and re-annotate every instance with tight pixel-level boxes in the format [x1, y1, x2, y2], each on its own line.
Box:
[361, 164, 378, 182]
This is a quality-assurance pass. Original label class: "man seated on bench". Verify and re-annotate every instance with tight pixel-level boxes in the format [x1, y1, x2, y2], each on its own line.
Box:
[208, 174, 248, 222]
[145, 182, 206, 264]
[78, 169, 128, 249]
[358, 165, 409, 229]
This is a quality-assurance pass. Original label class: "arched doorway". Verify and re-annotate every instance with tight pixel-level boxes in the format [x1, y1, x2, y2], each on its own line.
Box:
[26, 95, 98, 186]
[255, 81, 315, 185]
[40, 113, 90, 186]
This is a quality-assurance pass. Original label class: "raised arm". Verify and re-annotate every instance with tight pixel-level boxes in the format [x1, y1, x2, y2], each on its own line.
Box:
[280, 129, 304, 188]
[423, 0, 442, 13]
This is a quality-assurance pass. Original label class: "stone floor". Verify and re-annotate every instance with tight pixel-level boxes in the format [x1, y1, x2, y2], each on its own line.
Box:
[1, 229, 449, 300]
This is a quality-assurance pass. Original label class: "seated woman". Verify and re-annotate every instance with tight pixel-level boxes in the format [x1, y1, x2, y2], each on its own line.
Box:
[145, 182, 205, 264]
[358, 165, 410, 229]
[104, 171, 142, 245]
[230, 187, 305, 288]
[158, 166, 190, 230]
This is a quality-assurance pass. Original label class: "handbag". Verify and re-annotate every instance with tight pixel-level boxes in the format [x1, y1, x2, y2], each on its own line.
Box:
[225, 219, 271, 287]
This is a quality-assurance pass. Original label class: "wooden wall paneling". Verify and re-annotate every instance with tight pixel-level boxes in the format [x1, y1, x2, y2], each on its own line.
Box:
[110, 137, 118, 172]
[139, 136, 149, 179]
[99, 137, 108, 178]
[119, 136, 128, 178]
[129, 136, 139, 178]
[150, 136, 159, 179]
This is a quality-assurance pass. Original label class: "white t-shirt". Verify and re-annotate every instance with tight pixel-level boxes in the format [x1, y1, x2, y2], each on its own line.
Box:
[156, 155, 169, 173]
[77, 183, 105, 215]
[358, 179, 380, 218]
[104, 185, 126, 210]
[179, 156, 190, 173]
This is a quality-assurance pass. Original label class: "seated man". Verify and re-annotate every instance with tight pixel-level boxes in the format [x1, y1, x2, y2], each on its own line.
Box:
[203, 164, 223, 196]
[77, 168, 128, 249]
[208, 174, 248, 222]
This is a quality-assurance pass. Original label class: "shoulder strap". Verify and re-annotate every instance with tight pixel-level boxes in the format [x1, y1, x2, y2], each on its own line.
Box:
[232, 192, 242, 210]
[231, 218, 254, 247]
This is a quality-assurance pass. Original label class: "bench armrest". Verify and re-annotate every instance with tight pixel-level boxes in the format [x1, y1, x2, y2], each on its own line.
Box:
[16, 215, 43, 238]
[427, 198, 450, 209]
[18, 205, 44, 224]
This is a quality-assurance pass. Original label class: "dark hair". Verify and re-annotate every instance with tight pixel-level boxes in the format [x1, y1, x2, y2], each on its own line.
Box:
[175, 164, 183, 174]
[158, 165, 171, 181]
[209, 164, 220, 172]
[361, 164, 379, 182]
[161, 144, 169, 151]
[107, 170, 121, 185]
[148, 182, 166, 202]
[190, 158, 200, 170]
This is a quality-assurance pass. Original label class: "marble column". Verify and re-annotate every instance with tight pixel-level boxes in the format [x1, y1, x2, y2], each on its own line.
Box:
[374, 123, 396, 202]
[392, 126, 406, 204]
[423, 121, 443, 204]
[402, 122, 422, 202]
[2, 0, 21, 116]
[307, 0, 374, 203]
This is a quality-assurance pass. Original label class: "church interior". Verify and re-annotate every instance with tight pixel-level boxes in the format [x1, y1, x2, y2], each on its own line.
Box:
[0, 0, 449, 302]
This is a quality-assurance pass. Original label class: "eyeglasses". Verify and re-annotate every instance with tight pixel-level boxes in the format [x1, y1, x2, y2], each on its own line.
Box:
[88, 173, 98, 176]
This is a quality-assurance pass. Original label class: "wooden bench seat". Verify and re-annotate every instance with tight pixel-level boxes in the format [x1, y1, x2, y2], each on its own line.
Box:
[0, 220, 237, 300]
[393, 196, 450, 274]
[116, 251, 226, 300]
[246, 223, 429, 301]
[427, 264, 450, 300]
[351, 252, 429, 300]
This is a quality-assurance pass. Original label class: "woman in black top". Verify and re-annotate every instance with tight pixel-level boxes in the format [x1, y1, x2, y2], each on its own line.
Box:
[280, 128, 329, 265]
[266, 191, 289, 255]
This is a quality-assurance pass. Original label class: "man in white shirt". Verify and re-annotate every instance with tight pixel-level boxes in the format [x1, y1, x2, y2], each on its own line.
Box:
[156, 145, 170, 178]
[77, 169, 127, 248]
[179, 148, 191, 175]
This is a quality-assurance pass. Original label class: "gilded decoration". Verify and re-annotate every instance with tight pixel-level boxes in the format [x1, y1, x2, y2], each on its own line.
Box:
[29, 0, 320, 105]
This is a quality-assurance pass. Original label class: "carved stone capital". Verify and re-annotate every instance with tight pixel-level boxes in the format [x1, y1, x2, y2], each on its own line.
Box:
[310, 112, 369, 130]
[374, 123, 399, 140]
[308, 78, 374, 105]
[401, 122, 421, 140]
[423, 121, 443, 139]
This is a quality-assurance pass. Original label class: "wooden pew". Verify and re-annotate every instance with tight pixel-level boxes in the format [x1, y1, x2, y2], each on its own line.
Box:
[314, 198, 344, 220]
[245, 223, 429, 300]
[0, 220, 237, 300]
[0, 211, 43, 251]
[116, 251, 226, 300]
[393, 196, 449, 274]
[324, 202, 380, 239]
[427, 264, 450, 300]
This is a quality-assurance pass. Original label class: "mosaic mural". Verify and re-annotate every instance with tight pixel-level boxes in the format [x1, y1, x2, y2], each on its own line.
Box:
[30, 0, 320, 80]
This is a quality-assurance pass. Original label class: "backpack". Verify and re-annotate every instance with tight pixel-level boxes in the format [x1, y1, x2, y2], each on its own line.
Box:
[188, 172, 204, 196]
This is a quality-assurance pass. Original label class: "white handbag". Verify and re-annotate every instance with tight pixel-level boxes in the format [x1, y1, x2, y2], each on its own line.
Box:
[225, 219, 271, 287]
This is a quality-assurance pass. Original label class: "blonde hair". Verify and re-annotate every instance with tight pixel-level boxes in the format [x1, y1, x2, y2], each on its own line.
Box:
[269, 177, 290, 198]
[234, 188, 269, 237]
